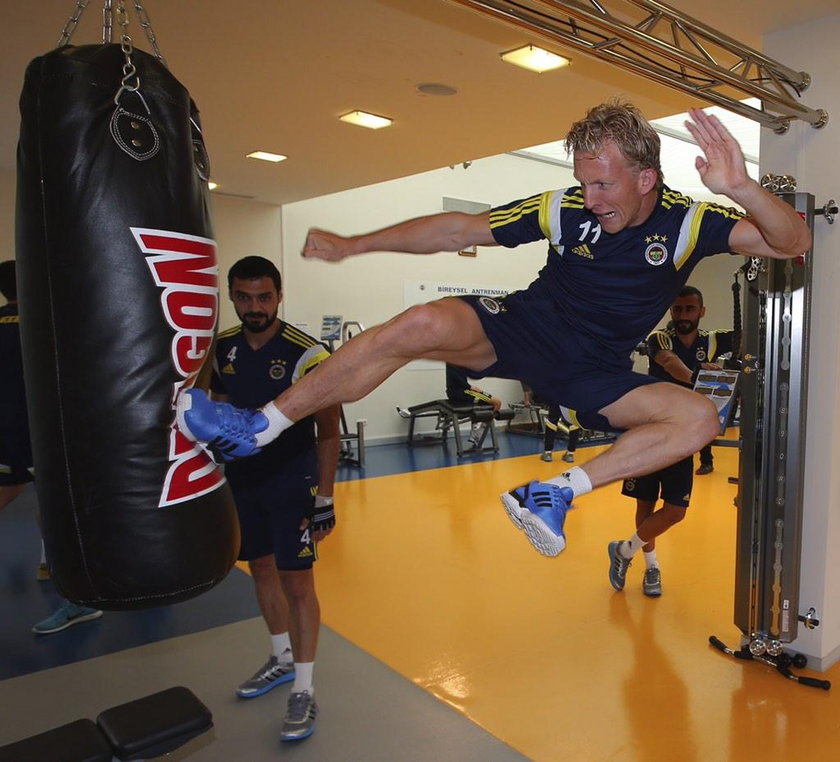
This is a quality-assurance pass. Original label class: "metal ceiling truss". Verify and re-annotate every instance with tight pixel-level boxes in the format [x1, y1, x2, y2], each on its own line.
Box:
[449, 0, 827, 133]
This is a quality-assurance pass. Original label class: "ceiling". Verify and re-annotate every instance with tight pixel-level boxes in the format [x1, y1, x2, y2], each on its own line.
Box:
[1, 1, 835, 207]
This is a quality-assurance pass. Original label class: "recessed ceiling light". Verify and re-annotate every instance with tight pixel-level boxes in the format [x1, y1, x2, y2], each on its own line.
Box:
[246, 151, 287, 163]
[500, 45, 570, 73]
[339, 110, 394, 130]
[416, 83, 458, 96]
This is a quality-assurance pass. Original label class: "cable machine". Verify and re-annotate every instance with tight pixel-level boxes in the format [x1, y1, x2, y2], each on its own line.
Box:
[709, 182, 836, 689]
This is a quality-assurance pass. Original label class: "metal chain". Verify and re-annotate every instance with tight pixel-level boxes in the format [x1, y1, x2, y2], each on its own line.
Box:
[133, 1, 167, 66]
[102, 0, 113, 43]
[57, 0, 91, 47]
[113, 0, 140, 105]
[57, 0, 167, 69]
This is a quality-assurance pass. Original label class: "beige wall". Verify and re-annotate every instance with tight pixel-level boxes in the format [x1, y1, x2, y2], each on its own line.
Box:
[0, 168, 15, 262]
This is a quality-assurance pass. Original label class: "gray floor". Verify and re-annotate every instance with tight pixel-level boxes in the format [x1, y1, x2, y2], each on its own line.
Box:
[0, 616, 529, 761]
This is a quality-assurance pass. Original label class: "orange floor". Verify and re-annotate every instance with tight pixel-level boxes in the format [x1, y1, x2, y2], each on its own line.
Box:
[315, 443, 840, 761]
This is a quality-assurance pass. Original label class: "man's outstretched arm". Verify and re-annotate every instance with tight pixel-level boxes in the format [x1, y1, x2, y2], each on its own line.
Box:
[685, 108, 812, 260]
[301, 211, 496, 262]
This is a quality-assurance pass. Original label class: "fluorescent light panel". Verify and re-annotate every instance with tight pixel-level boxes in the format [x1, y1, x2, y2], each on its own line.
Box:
[501, 45, 570, 73]
[339, 110, 393, 130]
[246, 150, 287, 163]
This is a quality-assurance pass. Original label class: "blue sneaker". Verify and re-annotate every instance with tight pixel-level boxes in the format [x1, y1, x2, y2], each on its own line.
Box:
[608, 541, 632, 591]
[32, 601, 103, 635]
[176, 388, 268, 459]
[500, 481, 572, 557]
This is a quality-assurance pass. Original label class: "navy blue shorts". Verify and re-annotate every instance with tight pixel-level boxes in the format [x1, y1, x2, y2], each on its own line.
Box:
[0, 427, 34, 486]
[460, 294, 658, 432]
[227, 458, 318, 571]
[620, 455, 694, 507]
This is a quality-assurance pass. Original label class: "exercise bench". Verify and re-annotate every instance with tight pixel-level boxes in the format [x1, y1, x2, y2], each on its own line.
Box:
[405, 399, 513, 457]
[0, 686, 212, 762]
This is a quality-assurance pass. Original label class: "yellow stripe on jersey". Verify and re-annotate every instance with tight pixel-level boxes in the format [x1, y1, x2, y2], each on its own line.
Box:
[649, 330, 672, 352]
[488, 195, 542, 229]
[560, 188, 585, 208]
[0, 315, 20, 324]
[707, 331, 719, 362]
[282, 324, 320, 350]
[558, 405, 580, 428]
[661, 189, 693, 210]
[294, 345, 330, 382]
[217, 325, 241, 338]
[672, 202, 709, 271]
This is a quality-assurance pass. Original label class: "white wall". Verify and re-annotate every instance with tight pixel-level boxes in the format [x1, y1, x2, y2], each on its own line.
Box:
[280, 154, 570, 440]
[211, 194, 283, 331]
[763, 15, 840, 669]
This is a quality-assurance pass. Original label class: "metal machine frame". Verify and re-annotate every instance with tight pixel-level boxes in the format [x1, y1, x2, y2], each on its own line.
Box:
[735, 189, 814, 654]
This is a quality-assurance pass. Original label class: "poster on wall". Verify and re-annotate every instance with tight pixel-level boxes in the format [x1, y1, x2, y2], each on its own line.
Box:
[402, 280, 511, 370]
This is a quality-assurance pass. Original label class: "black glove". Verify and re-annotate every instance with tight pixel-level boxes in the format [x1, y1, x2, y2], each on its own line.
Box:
[308, 495, 336, 534]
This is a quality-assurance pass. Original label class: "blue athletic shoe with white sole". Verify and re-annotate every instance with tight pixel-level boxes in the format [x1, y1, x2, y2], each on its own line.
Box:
[176, 388, 268, 459]
[500, 481, 572, 557]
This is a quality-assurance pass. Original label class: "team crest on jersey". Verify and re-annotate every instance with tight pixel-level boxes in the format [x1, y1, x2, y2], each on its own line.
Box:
[624, 478, 636, 491]
[695, 349, 707, 361]
[644, 242, 669, 266]
[478, 296, 501, 314]
[269, 362, 286, 380]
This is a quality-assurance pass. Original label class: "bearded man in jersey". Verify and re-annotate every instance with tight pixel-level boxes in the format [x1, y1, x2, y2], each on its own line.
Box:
[609, 285, 735, 597]
[211, 256, 339, 742]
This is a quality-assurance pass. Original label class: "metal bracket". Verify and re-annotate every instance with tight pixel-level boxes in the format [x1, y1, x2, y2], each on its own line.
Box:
[798, 607, 821, 629]
[815, 200, 838, 224]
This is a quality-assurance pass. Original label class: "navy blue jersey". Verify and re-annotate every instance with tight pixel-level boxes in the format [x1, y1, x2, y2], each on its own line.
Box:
[0, 303, 29, 437]
[489, 186, 742, 362]
[211, 321, 330, 480]
[647, 328, 735, 388]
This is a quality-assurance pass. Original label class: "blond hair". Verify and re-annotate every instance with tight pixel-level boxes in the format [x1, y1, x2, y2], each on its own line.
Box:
[565, 100, 662, 187]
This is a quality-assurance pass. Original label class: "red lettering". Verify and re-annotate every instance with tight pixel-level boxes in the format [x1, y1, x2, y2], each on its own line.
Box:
[161, 446, 225, 506]
[131, 228, 226, 506]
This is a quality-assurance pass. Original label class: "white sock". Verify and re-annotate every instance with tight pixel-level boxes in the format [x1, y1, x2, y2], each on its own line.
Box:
[256, 403, 293, 447]
[271, 632, 292, 661]
[643, 550, 659, 569]
[546, 467, 592, 497]
[621, 533, 645, 559]
[292, 662, 314, 694]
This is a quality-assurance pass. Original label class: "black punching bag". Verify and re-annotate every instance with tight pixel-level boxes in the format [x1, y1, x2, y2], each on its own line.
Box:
[16, 44, 240, 609]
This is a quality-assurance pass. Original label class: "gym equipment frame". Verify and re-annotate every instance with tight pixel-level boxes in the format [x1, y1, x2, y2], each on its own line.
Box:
[713, 185, 834, 690]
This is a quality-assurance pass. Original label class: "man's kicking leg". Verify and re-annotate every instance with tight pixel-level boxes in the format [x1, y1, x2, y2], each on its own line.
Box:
[502, 383, 718, 557]
[177, 297, 496, 457]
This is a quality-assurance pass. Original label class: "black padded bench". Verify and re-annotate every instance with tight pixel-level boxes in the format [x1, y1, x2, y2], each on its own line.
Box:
[0, 686, 212, 762]
[405, 399, 514, 457]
